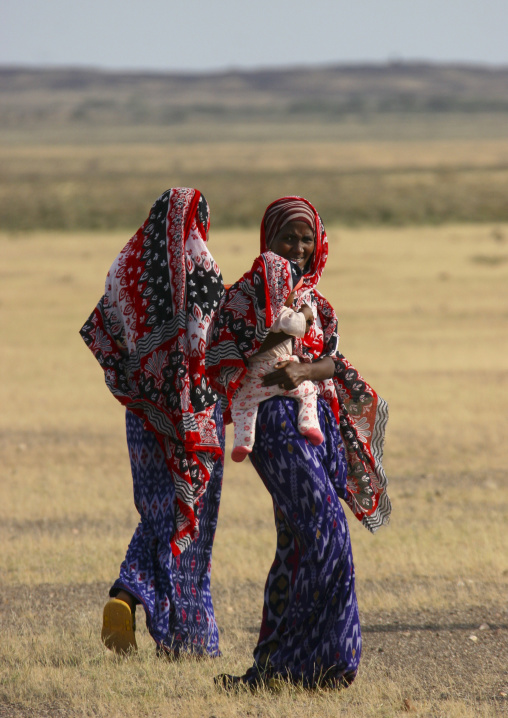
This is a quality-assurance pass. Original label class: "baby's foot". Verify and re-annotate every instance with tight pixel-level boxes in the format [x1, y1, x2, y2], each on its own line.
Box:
[302, 428, 324, 446]
[231, 446, 252, 462]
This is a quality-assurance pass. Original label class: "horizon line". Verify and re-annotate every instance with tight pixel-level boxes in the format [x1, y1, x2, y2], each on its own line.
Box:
[1, 58, 508, 77]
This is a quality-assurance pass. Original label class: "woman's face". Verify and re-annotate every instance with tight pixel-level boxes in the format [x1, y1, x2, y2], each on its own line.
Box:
[268, 221, 315, 272]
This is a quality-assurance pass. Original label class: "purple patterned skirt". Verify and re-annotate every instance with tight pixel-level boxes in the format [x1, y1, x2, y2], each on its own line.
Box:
[111, 404, 225, 656]
[248, 396, 361, 687]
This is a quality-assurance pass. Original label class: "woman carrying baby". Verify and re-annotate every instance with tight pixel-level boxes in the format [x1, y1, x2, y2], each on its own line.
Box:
[208, 196, 391, 689]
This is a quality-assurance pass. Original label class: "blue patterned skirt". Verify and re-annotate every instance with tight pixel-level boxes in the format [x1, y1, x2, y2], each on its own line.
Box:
[111, 404, 225, 656]
[248, 396, 361, 687]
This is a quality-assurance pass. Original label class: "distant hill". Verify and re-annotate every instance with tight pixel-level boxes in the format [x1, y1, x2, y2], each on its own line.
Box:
[1, 62, 508, 127]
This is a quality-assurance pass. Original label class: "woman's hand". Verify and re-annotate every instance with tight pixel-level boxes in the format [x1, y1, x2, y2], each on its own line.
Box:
[262, 360, 309, 390]
[262, 356, 335, 390]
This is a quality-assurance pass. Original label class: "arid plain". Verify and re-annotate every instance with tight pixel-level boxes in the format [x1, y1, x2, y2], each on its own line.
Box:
[1, 105, 508, 717]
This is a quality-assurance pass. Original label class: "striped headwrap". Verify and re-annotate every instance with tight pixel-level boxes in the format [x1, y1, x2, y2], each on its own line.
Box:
[260, 195, 327, 290]
[263, 197, 316, 248]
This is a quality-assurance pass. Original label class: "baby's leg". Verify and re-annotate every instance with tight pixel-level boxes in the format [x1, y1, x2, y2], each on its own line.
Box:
[289, 380, 324, 446]
[231, 359, 290, 461]
[279, 354, 323, 446]
[230, 369, 266, 462]
[231, 401, 258, 462]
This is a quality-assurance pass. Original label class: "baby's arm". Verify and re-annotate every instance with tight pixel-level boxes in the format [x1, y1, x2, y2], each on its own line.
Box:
[271, 306, 307, 338]
[257, 305, 313, 354]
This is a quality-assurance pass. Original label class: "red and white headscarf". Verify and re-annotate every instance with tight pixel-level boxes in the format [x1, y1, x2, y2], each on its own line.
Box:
[80, 188, 224, 554]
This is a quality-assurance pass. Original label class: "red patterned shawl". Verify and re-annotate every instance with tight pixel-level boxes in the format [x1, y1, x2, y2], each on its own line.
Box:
[80, 188, 224, 554]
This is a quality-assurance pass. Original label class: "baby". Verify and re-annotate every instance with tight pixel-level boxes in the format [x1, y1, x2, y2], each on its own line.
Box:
[231, 261, 324, 463]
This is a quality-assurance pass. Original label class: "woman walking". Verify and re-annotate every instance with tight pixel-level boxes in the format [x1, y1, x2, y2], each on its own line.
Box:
[80, 188, 225, 657]
[208, 196, 390, 688]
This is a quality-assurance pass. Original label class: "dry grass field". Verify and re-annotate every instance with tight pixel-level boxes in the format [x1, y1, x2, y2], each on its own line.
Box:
[2, 112, 508, 231]
[1, 220, 507, 717]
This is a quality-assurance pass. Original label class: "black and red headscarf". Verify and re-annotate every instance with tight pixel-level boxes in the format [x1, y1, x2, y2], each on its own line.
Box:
[80, 188, 224, 554]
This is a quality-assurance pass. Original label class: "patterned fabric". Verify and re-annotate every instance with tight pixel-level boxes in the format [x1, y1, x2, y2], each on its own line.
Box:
[231, 354, 322, 458]
[291, 287, 390, 530]
[263, 197, 316, 247]
[247, 397, 361, 687]
[80, 188, 225, 554]
[111, 405, 224, 655]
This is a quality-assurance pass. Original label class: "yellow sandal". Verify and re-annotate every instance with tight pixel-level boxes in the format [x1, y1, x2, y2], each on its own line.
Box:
[101, 598, 137, 654]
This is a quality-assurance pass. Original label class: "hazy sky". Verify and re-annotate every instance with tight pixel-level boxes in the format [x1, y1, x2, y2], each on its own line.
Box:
[2, 0, 507, 72]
